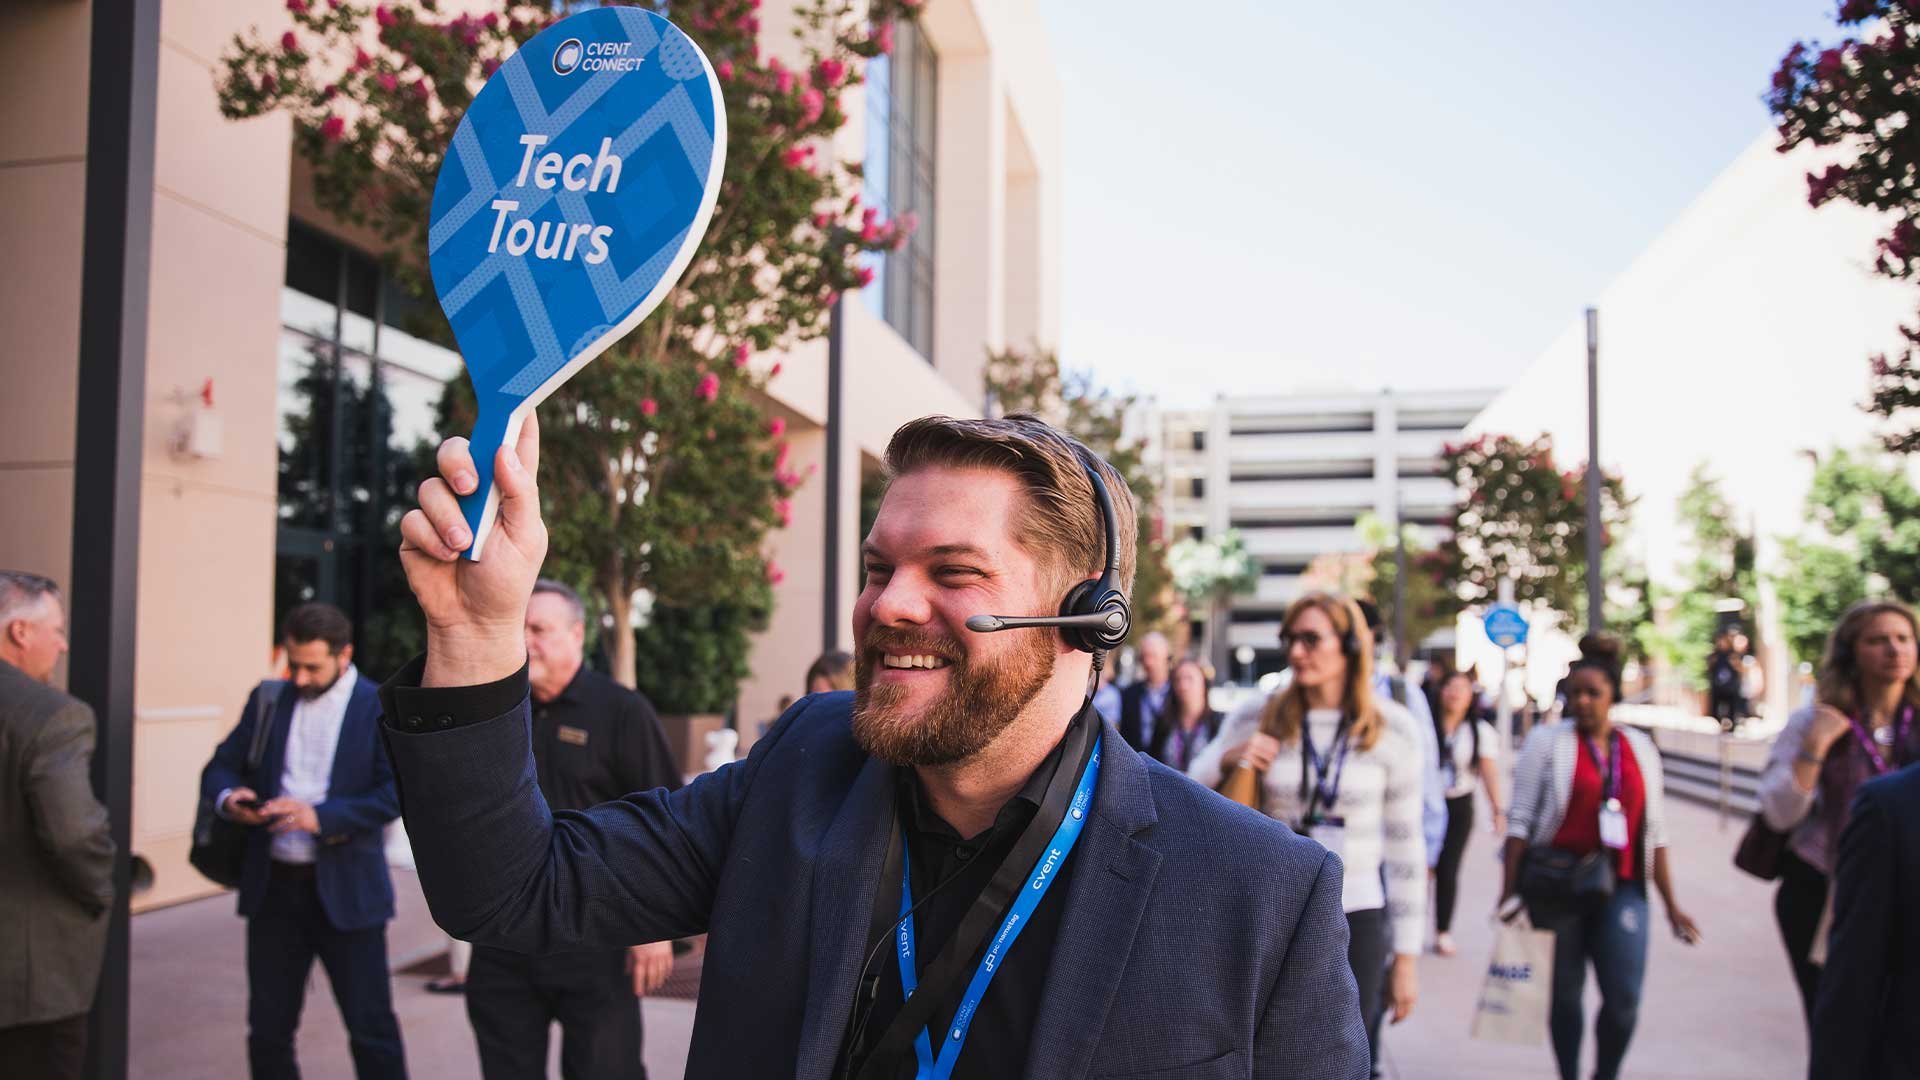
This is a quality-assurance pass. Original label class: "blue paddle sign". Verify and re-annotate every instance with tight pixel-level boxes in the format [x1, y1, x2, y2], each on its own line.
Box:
[428, 6, 726, 558]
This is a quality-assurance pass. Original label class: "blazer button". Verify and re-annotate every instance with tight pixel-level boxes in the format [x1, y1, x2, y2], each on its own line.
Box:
[407, 715, 424, 730]
[436, 714, 454, 729]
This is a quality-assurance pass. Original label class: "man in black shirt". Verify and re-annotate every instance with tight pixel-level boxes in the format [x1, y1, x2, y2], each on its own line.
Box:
[382, 413, 1368, 1078]
[462, 578, 681, 1080]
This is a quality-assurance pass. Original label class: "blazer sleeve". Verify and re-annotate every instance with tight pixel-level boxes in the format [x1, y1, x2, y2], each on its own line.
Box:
[313, 707, 401, 842]
[384, 675, 807, 954]
[27, 699, 116, 916]
[1255, 848, 1370, 1079]
[1808, 779, 1895, 1079]
[1759, 706, 1819, 833]
[201, 683, 268, 803]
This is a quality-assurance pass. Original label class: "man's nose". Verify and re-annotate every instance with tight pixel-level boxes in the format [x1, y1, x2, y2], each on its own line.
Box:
[869, 573, 932, 627]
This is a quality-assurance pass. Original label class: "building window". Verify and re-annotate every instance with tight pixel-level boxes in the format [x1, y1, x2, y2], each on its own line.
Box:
[275, 220, 464, 679]
[863, 20, 937, 360]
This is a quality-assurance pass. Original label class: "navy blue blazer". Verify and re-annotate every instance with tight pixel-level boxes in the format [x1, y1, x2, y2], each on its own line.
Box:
[200, 676, 399, 931]
[385, 686, 1368, 1079]
[1811, 761, 1920, 1079]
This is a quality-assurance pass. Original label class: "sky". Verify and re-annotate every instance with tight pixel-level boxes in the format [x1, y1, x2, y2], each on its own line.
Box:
[1035, 0, 1848, 406]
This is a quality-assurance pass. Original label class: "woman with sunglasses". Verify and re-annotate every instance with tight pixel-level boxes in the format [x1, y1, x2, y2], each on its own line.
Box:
[1189, 592, 1425, 1070]
[1757, 599, 1920, 1026]
[1502, 636, 1700, 1080]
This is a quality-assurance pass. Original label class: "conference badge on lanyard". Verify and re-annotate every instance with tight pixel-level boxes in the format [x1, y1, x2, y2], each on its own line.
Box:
[1590, 733, 1628, 851]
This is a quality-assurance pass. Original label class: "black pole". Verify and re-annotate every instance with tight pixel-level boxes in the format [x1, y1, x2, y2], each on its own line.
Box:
[822, 295, 844, 651]
[1585, 306, 1603, 636]
[72, 2, 160, 1077]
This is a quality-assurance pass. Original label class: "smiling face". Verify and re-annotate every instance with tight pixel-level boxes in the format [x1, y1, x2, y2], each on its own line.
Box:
[852, 465, 1064, 766]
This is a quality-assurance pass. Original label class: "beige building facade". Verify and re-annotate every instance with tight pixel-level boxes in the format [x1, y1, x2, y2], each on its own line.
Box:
[0, 0, 1059, 911]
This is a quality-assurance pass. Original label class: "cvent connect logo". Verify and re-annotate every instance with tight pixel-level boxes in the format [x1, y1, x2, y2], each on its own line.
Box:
[552, 38, 584, 75]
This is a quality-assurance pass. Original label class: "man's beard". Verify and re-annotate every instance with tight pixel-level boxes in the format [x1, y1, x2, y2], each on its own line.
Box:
[299, 667, 344, 700]
[852, 625, 1055, 767]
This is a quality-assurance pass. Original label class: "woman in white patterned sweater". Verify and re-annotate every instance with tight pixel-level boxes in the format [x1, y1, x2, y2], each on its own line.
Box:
[1188, 593, 1425, 1071]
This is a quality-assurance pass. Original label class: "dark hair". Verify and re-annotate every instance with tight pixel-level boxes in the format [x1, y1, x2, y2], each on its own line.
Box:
[1819, 600, 1920, 715]
[805, 649, 855, 692]
[1354, 597, 1384, 635]
[282, 602, 353, 653]
[1567, 634, 1625, 702]
[1426, 667, 1480, 769]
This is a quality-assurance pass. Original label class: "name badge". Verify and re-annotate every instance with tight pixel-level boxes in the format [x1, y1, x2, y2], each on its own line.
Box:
[1598, 803, 1628, 850]
[1308, 815, 1347, 861]
[556, 724, 590, 746]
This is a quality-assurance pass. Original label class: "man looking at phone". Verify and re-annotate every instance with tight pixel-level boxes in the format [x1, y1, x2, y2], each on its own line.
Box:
[200, 603, 405, 1079]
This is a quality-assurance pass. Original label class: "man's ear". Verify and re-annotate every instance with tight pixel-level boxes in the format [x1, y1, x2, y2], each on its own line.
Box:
[3, 619, 24, 648]
[337, 643, 355, 668]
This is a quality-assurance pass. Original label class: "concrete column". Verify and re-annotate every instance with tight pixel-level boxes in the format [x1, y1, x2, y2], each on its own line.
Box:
[932, 52, 1004, 403]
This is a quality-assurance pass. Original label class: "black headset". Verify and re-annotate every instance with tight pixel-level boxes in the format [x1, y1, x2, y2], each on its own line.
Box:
[964, 455, 1131, 656]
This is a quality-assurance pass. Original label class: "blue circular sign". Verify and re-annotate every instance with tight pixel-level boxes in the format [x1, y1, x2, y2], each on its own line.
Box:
[1483, 604, 1530, 648]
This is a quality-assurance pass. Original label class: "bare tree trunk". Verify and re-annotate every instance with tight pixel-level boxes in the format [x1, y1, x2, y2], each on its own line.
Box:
[607, 583, 637, 689]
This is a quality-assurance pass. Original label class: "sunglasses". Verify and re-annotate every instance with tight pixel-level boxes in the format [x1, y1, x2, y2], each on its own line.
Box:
[1279, 630, 1329, 653]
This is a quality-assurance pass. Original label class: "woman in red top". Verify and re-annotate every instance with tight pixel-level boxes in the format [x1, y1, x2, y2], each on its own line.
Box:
[1501, 639, 1700, 1080]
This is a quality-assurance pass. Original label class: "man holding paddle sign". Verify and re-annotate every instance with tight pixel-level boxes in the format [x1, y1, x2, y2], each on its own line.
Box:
[388, 8, 1367, 1080]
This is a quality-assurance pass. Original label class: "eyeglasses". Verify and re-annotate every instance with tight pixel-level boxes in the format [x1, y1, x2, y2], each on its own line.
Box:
[1279, 630, 1327, 653]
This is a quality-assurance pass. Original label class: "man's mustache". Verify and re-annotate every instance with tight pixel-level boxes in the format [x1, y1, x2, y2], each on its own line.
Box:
[860, 627, 964, 663]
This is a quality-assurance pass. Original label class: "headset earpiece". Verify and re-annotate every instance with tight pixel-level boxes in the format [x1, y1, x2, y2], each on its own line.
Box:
[1058, 460, 1131, 655]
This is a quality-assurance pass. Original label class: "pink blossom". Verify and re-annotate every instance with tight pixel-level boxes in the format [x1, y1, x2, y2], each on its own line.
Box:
[848, 193, 861, 211]
[815, 58, 846, 87]
[377, 72, 398, 92]
[874, 21, 895, 55]
[322, 83, 338, 101]
[706, 428, 718, 442]
[799, 88, 825, 126]
[854, 266, 875, 288]
[813, 211, 832, 229]
[717, 60, 734, 81]
[775, 499, 793, 527]
[767, 416, 786, 437]
[286, 0, 308, 12]
[775, 442, 791, 468]
[861, 216, 885, 243]
[696, 372, 720, 402]
[734, 343, 752, 367]
[320, 115, 346, 142]
[776, 68, 795, 94]
[482, 12, 498, 29]
[767, 563, 786, 585]
[482, 58, 501, 76]
[896, 210, 920, 235]
[862, 207, 878, 226]
[353, 47, 372, 71]
[1815, 46, 1845, 80]
[375, 5, 396, 28]
[281, 30, 300, 52]
[641, 398, 659, 417]
[328, 0, 340, 8]
[259, 73, 277, 93]
[411, 79, 432, 101]
[770, 362, 783, 377]
[782, 146, 810, 168]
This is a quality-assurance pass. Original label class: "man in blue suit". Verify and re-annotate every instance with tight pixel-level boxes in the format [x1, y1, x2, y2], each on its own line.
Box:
[201, 602, 405, 1079]
[385, 413, 1369, 1079]
[1810, 760, 1920, 1078]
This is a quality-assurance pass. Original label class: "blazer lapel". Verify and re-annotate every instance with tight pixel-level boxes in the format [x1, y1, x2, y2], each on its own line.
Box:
[326, 675, 377, 794]
[793, 754, 897, 1080]
[1024, 722, 1163, 1080]
[260, 685, 298, 798]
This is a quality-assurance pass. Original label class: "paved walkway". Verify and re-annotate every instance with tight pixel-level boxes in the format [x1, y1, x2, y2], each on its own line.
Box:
[131, 794, 1804, 1079]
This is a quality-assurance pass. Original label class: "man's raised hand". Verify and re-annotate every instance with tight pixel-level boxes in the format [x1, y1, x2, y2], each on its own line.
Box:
[399, 412, 548, 688]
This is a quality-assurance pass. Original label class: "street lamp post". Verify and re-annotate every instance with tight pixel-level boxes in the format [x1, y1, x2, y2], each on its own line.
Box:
[1585, 306, 1604, 636]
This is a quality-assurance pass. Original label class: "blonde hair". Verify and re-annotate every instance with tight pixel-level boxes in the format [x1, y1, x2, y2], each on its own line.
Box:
[1259, 592, 1381, 752]
[1818, 600, 1920, 715]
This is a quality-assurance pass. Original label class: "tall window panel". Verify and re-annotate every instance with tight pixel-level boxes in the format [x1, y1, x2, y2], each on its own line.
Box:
[863, 21, 937, 360]
[275, 220, 464, 679]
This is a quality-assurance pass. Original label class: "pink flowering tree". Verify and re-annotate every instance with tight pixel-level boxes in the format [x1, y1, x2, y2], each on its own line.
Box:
[218, 0, 922, 694]
[1768, 2, 1920, 452]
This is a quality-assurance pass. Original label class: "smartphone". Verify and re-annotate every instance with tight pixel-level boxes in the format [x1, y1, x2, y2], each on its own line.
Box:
[230, 796, 263, 812]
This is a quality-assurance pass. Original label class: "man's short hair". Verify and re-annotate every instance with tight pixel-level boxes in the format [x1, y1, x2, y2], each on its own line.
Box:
[532, 578, 587, 629]
[0, 570, 60, 628]
[281, 602, 353, 653]
[883, 414, 1137, 596]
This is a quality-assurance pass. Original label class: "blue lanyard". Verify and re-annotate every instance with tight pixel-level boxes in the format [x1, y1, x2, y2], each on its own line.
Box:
[894, 732, 1102, 1080]
[1581, 731, 1621, 808]
[1300, 719, 1351, 819]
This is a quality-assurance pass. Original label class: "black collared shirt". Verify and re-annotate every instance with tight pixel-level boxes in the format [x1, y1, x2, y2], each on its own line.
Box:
[845, 705, 1099, 1080]
[529, 666, 682, 810]
[380, 659, 679, 811]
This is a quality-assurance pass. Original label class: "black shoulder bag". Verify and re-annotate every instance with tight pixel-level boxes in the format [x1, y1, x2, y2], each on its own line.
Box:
[189, 680, 283, 888]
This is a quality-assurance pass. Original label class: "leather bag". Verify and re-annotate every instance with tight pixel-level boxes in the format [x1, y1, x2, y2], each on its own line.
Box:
[188, 681, 282, 887]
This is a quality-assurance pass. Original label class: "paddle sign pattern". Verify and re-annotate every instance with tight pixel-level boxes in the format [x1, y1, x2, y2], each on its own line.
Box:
[428, 7, 726, 558]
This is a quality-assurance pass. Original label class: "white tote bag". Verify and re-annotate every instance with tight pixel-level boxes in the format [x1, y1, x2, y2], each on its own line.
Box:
[1470, 908, 1555, 1045]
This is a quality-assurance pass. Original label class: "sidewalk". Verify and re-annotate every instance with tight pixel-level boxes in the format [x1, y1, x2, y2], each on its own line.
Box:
[1379, 794, 1806, 1079]
[128, 871, 693, 1078]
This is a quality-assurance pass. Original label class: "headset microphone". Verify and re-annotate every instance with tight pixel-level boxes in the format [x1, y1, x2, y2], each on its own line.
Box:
[964, 457, 1131, 655]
